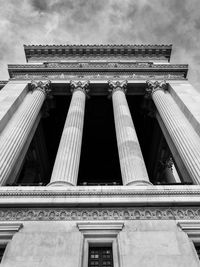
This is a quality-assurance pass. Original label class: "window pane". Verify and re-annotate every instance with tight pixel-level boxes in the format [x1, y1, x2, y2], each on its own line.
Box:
[88, 246, 113, 267]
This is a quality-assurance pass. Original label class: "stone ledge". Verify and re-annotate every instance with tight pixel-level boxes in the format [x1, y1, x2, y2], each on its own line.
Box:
[0, 186, 199, 206]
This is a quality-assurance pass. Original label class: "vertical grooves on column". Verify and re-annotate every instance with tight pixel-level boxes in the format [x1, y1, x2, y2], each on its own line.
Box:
[112, 90, 149, 185]
[0, 90, 45, 184]
[153, 90, 200, 184]
[157, 93, 200, 170]
[50, 90, 85, 186]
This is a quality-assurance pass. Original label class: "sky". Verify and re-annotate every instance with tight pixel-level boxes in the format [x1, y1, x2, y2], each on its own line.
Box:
[0, 0, 200, 90]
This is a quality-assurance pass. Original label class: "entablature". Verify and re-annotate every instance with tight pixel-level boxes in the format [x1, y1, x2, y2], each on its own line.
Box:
[0, 186, 200, 221]
[8, 62, 188, 81]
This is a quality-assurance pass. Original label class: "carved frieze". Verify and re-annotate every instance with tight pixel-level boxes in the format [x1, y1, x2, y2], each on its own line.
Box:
[9, 72, 186, 81]
[0, 207, 199, 221]
[44, 62, 155, 69]
[9, 62, 188, 70]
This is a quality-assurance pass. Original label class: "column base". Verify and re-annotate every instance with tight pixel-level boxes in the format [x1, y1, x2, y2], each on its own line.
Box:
[126, 180, 153, 186]
[47, 181, 75, 187]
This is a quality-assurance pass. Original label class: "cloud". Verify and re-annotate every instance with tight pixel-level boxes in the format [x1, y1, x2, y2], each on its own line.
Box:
[0, 0, 199, 90]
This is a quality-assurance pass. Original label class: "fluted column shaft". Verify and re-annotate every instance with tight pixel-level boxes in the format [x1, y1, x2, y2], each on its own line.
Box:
[146, 81, 200, 184]
[109, 81, 150, 186]
[0, 80, 51, 185]
[49, 81, 89, 186]
[160, 157, 177, 184]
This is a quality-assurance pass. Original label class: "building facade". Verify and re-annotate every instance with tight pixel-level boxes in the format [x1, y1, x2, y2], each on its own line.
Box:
[0, 44, 200, 266]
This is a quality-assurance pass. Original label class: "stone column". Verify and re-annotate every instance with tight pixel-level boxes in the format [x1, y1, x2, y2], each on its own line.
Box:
[108, 80, 151, 186]
[146, 80, 200, 184]
[49, 81, 89, 186]
[0, 80, 51, 185]
[160, 157, 177, 184]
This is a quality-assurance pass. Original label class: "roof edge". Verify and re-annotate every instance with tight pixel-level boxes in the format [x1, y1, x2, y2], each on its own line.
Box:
[24, 44, 173, 62]
[24, 44, 172, 47]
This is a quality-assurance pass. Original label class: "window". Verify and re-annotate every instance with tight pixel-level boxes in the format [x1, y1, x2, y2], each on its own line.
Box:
[77, 222, 123, 267]
[178, 222, 200, 261]
[0, 223, 23, 264]
[89, 245, 113, 267]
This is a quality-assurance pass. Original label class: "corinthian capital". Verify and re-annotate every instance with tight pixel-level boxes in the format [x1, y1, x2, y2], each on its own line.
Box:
[70, 80, 90, 95]
[160, 157, 173, 171]
[108, 80, 128, 95]
[30, 80, 51, 96]
[145, 80, 167, 98]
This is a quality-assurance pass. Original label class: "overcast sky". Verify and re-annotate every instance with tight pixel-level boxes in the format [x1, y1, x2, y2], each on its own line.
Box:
[0, 0, 200, 90]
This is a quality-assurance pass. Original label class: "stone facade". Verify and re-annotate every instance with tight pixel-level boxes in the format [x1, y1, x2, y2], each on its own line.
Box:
[0, 45, 200, 266]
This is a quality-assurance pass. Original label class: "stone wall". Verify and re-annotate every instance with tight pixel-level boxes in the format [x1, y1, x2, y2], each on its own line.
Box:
[1, 220, 199, 267]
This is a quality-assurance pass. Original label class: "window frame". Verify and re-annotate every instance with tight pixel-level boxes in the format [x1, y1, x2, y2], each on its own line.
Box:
[178, 221, 200, 262]
[0, 223, 23, 263]
[77, 222, 124, 267]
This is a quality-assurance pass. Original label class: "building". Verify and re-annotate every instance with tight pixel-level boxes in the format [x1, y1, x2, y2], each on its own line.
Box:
[0, 44, 200, 266]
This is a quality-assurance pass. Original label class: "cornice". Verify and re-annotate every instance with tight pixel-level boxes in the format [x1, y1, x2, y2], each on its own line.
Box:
[24, 44, 172, 62]
[0, 186, 200, 201]
[8, 63, 188, 81]
[25, 44, 172, 48]
[1, 187, 200, 219]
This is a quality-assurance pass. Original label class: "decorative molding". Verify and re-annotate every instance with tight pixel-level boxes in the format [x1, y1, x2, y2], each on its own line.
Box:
[1, 187, 200, 197]
[46, 62, 155, 68]
[9, 73, 186, 81]
[0, 207, 199, 221]
[8, 63, 188, 70]
[77, 222, 124, 232]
